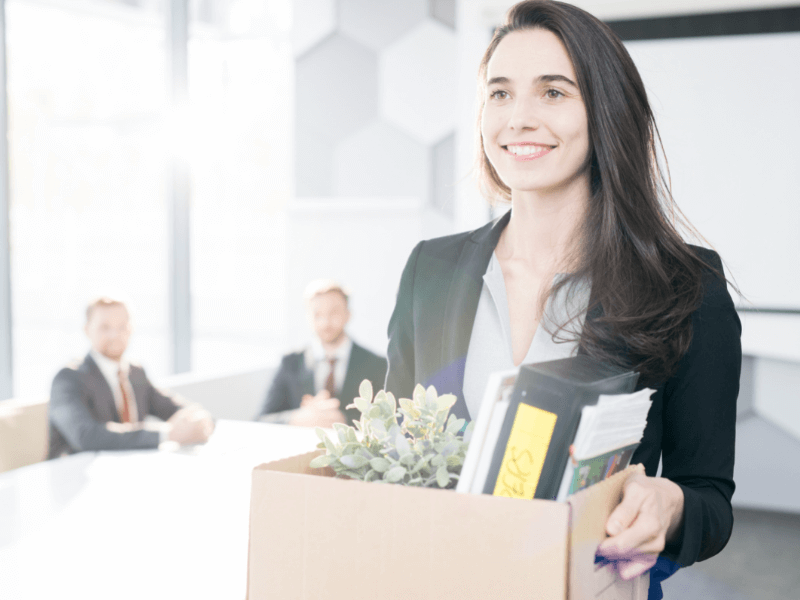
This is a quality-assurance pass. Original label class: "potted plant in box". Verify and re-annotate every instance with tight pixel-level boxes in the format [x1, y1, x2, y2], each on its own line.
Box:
[309, 380, 474, 489]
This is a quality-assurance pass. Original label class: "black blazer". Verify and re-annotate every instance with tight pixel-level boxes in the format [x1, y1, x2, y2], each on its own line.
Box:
[48, 354, 183, 458]
[385, 211, 741, 576]
[258, 341, 388, 426]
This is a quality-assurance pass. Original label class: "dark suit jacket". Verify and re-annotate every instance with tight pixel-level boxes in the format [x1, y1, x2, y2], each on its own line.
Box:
[258, 341, 388, 426]
[385, 211, 741, 581]
[48, 354, 183, 458]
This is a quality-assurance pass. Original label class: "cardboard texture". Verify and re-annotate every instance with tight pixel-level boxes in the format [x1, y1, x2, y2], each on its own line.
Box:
[247, 451, 648, 600]
[568, 464, 649, 600]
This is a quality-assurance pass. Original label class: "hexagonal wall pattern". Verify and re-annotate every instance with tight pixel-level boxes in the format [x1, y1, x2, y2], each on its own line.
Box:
[332, 119, 430, 202]
[379, 19, 457, 145]
[430, 0, 456, 29]
[339, 0, 428, 51]
[293, 0, 337, 56]
[295, 34, 378, 196]
[431, 132, 455, 216]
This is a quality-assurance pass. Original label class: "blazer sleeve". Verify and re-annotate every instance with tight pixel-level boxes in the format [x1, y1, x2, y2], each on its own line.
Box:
[385, 241, 424, 399]
[660, 251, 741, 567]
[257, 357, 294, 418]
[141, 369, 184, 422]
[49, 368, 161, 452]
[371, 356, 388, 393]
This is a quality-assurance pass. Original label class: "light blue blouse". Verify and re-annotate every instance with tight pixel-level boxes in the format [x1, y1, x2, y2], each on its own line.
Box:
[462, 252, 591, 419]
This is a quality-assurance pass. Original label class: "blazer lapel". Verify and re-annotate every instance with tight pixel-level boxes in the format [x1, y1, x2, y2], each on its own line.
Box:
[438, 210, 510, 419]
[339, 343, 362, 405]
[128, 367, 150, 420]
[83, 353, 120, 422]
[299, 348, 316, 398]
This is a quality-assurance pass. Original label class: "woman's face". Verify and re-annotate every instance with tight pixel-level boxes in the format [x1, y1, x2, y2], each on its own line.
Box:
[481, 28, 590, 198]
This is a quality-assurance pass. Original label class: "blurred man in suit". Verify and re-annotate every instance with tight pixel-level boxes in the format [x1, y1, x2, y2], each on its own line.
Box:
[48, 297, 214, 458]
[257, 280, 387, 428]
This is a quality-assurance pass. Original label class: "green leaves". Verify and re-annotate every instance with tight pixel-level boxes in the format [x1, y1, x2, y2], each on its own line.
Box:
[437, 393, 457, 412]
[386, 466, 407, 483]
[322, 435, 337, 454]
[339, 454, 370, 469]
[370, 418, 387, 436]
[309, 454, 334, 468]
[333, 423, 349, 444]
[308, 378, 472, 490]
[394, 432, 410, 456]
[353, 396, 370, 415]
[436, 465, 450, 488]
[359, 380, 373, 405]
[370, 457, 391, 473]
[413, 384, 426, 406]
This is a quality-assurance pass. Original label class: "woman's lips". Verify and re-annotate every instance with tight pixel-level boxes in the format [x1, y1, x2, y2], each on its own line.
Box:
[502, 143, 554, 161]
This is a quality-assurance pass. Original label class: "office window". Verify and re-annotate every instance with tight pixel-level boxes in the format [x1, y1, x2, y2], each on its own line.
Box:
[188, 0, 292, 373]
[6, 0, 170, 398]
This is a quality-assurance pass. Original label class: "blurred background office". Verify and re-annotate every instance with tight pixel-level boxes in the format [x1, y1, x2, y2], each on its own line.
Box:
[0, 1, 798, 599]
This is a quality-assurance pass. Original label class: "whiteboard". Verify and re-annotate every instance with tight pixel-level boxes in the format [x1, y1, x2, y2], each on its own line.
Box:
[625, 32, 800, 310]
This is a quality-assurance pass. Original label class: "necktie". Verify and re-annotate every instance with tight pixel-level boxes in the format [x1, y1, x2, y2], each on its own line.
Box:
[118, 368, 135, 423]
[324, 358, 337, 397]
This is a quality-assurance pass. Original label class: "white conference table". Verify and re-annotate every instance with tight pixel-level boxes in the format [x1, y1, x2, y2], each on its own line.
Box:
[0, 420, 321, 600]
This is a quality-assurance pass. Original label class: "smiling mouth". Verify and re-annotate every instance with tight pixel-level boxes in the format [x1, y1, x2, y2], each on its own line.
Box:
[502, 144, 555, 159]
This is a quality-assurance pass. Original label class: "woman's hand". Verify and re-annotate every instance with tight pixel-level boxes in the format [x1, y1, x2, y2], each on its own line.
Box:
[596, 473, 685, 580]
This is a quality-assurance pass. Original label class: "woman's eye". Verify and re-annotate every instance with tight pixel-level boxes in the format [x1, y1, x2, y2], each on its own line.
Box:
[490, 90, 508, 100]
[545, 88, 564, 99]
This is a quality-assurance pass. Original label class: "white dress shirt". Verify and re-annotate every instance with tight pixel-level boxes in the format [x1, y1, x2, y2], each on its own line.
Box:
[462, 252, 591, 418]
[90, 350, 139, 423]
[89, 350, 171, 444]
[310, 336, 352, 397]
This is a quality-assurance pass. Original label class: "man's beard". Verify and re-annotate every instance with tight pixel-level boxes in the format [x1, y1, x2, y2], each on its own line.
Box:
[322, 330, 345, 346]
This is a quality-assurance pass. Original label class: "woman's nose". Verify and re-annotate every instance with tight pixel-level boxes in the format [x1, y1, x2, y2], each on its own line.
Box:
[507, 98, 541, 131]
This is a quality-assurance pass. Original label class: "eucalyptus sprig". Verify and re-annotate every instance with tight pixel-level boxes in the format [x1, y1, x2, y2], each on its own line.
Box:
[309, 379, 474, 488]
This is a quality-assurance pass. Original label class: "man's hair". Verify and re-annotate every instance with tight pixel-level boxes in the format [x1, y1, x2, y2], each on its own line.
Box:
[86, 297, 128, 323]
[303, 279, 349, 305]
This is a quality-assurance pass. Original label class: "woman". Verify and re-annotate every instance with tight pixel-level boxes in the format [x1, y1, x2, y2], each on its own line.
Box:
[384, 1, 740, 598]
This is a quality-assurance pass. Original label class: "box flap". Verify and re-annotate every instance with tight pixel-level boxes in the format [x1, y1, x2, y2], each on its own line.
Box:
[567, 464, 648, 600]
[252, 450, 335, 477]
[248, 455, 571, 600]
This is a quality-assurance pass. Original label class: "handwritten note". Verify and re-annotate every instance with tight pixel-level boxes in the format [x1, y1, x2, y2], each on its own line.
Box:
[492, 403, 557, 500]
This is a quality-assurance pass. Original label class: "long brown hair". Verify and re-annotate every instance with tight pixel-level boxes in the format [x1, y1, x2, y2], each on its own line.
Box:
[476, 0, 717, 385]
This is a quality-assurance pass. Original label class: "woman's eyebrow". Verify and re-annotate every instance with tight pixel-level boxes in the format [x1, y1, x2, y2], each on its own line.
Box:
[486, 74, 578, 88]
[537, 74, 578, 88]
[486, 76, 510, 86]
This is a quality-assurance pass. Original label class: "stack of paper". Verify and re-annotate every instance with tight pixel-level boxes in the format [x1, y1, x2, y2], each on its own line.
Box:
[555, 388, 654, 501]
[456, 368, 519, 494]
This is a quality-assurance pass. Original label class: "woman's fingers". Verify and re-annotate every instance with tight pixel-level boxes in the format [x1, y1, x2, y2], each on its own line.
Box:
[604, 472, 653, 537]
[598, 518, 666, 558]
[616, 555, 658, 581]
[601, 505, 666, 555]
[597, 472, 674, 582]
[596, 474, 685, 581]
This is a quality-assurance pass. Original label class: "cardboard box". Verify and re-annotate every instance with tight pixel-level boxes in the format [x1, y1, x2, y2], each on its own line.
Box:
[247, 451, 648, 600]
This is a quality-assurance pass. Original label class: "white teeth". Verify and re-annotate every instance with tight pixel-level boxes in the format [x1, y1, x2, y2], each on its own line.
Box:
[507, 145, 549, 156]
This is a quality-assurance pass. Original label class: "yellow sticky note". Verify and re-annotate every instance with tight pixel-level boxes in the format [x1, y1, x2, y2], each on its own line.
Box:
[492, 403, 558, 500]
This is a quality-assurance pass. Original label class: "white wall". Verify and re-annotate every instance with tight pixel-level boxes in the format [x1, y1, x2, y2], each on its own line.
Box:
[625, 33, 800, 311]
[284, 199, 453, 356]
[735, 355, 800, 512]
